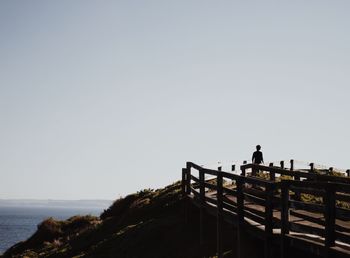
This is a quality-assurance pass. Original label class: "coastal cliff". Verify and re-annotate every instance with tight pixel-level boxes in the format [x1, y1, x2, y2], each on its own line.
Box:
[2, 182, 206, 258]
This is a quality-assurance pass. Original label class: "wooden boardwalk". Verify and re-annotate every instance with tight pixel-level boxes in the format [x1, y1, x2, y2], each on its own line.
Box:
[182, 162, 350, 258]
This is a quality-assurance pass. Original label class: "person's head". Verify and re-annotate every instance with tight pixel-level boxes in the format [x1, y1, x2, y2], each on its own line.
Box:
[256, 145, 261, 151]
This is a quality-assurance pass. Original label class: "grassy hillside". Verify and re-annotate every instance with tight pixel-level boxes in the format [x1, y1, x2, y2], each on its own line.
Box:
[1, 181, 208, 258]
[1, 179, 327, 258]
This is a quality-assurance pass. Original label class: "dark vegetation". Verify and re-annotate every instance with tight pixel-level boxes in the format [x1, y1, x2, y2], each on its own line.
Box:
[1, 182, 211, 258]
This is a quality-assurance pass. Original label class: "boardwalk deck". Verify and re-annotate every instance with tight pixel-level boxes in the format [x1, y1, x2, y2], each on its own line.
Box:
[182, 162, 350, 258]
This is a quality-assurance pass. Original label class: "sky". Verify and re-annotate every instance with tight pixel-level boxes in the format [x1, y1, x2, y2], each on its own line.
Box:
[1, 1, 349, 199]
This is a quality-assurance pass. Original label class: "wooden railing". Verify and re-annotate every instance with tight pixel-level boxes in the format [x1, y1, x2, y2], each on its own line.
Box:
[182, 162, 350, 258]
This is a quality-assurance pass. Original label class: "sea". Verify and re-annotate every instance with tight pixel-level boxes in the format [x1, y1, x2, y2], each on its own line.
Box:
[0, 200, 112, 254]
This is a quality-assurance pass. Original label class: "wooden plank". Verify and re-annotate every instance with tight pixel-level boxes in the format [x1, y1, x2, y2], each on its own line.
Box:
[187, 161, 202, 171]
[289, 185, 324, 196]
[336, 207, 350, 220]
[286, 234, 324, 255]
[190, 174, 200, 183]
[220, 171, 237, 180]
[205, 196, 218, 205]
[316, 174, 350, 185]
[335, 222, 350, 235]
[191, 187, 200, 198]
[243, 203, 266, 219]
[336, 183, 350, 193]
[289, 221, 325, 237]
[330, 246, 350, 258]
[290, 210, 324, 226]
[241, 163, 313, 179]
[290, 209, 350, 235]
[336, 231, 350, 244]
[202, 167, 219, 176]
[222, 201, 236, 213]
[222, 209, 238, 226]
[244, 192, 266, 206]
[239, 175, 274, 186]
[289, 200, 324, 213]
[203, 182, 217, 191]
[286, 180, 328, 188]
[279, 169, 314, 179]
[335, 193, 350, 202]
[244, 186, 267, 198]
[222, 195, 237, 207]
[223, 187, 237, 196]
[244, 208, 266, 225]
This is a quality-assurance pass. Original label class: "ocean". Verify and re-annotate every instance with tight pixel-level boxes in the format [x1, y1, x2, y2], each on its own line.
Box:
[0, 200, 112, 254]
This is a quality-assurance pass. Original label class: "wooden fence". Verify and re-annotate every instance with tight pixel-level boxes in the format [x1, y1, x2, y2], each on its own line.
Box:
[182, 161, 350, 258]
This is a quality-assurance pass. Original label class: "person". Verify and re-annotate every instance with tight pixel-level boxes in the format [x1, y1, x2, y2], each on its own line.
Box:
[252, 145, 264, 164]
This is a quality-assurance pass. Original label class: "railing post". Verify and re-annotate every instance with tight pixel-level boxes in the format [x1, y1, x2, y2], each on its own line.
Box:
[310, 163, 314, 173]
[241, 166, 246, 177]
[291, 160, 300, 201]
[218, 166, 222, 171]
[269, 163, 275, 182]
[232, 164, 235, 172]
[281, 181, 290, 258]
[252, 163, 257, 177]
[236, 178, 244, 258]
[280, 160, 285, 169]
[186, 163, 191, 195]
[217, 173, 223, 258]
[264, 183, 274, 258]
[324, 184, 336, 257]
[328, 167, 333, 176]
[199, 169, 206, 252]
[182, 167, 188, 224]
[182, 168, 186, 197]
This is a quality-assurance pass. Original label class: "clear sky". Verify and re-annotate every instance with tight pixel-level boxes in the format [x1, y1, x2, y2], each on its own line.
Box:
[1, 1, 349, 199]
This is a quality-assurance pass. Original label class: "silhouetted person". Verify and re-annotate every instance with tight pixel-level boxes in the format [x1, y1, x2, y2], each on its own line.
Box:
[252, 145, 264, 164]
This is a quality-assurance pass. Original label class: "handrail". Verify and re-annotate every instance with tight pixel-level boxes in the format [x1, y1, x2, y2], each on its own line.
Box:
[242, 163, 350, 184]
[188, 162, 279, 185]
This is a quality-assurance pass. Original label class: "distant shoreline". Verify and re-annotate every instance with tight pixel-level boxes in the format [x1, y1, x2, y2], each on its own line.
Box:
[0, 199, 113, 209]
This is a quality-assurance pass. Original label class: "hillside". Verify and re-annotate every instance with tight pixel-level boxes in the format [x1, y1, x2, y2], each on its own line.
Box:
[1, 182, 211, 258]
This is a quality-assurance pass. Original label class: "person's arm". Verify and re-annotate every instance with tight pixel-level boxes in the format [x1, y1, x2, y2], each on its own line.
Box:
[252, 153, 255, 163]
[261, 153, 264, 164]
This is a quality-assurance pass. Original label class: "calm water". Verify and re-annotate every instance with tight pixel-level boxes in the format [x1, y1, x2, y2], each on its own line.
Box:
[0, 206, 105, 254]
